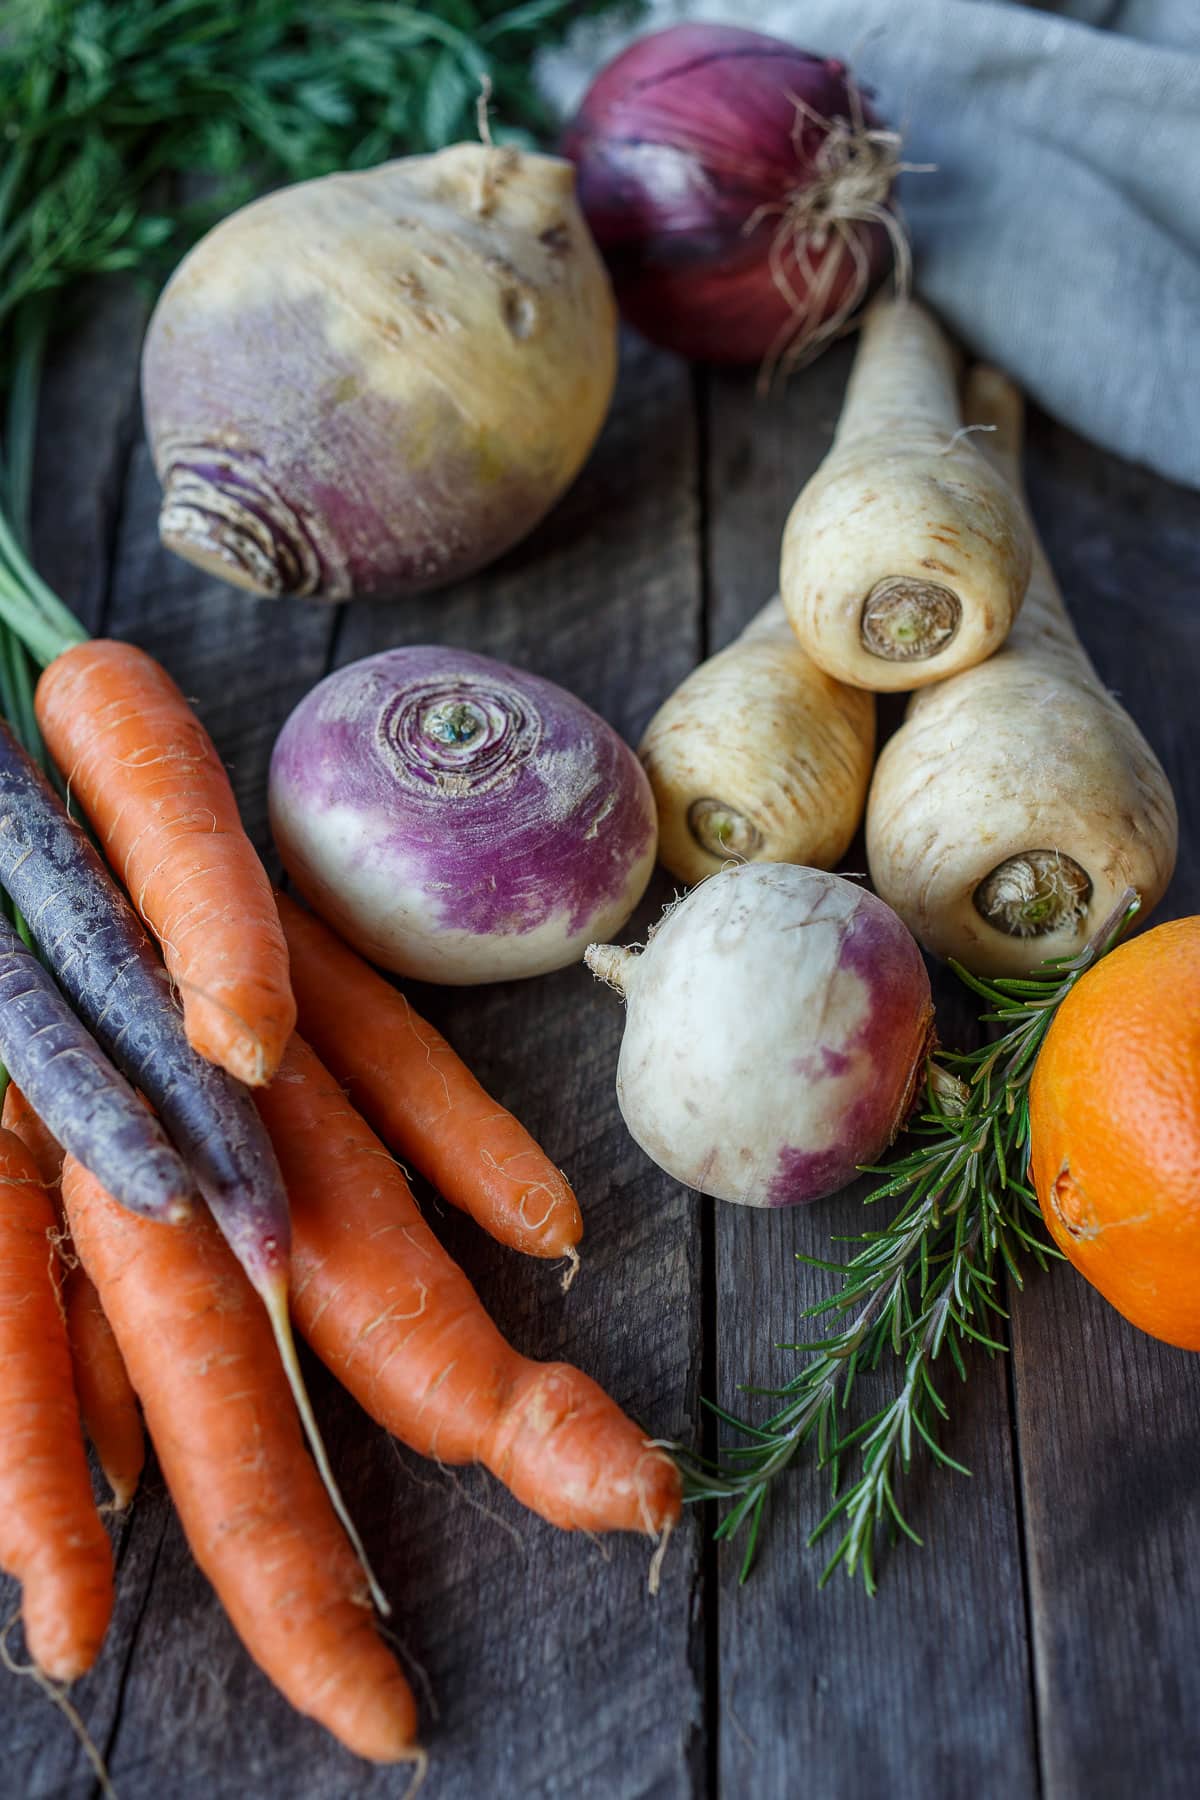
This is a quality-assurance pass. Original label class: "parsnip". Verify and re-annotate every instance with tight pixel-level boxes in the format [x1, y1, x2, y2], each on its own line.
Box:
[780, 298, 1032, 691]
[638, 598, 875, 885]
[866, 367, 1178, 976]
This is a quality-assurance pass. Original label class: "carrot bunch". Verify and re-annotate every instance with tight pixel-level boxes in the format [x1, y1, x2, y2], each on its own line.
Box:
[0, 639, 680, 1766]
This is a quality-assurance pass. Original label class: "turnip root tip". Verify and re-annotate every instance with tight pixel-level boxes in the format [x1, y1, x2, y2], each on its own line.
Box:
[584, 942, 638, 995]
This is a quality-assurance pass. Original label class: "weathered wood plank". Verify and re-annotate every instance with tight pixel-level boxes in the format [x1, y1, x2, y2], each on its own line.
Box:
[1011, 417, 1200, 1799]
[28, 278, 149, 635]
[701, 347, 1039, 1800]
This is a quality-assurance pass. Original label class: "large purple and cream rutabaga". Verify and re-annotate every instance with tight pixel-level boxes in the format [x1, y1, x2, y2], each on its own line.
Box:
[586, 864, 933, 1206]
[141, 146, 617, 602]
[270, 647, 657, 984]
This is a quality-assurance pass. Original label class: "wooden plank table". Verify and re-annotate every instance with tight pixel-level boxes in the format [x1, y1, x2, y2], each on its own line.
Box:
[5, 284, 1199, 1799]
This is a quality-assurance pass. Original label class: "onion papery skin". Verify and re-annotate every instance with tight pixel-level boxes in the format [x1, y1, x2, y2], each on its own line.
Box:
[142, 147, 617, 601]
[589, 865, 931, 1206]
[562, 24, 892, 366]
[269, 648, 657, 985]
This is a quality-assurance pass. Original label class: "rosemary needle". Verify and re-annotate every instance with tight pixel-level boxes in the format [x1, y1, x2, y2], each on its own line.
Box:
[682, 887, 1141, 1593]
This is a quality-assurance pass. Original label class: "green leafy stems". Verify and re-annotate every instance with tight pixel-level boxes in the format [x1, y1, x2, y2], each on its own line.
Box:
[682, 887, 1141, 1594]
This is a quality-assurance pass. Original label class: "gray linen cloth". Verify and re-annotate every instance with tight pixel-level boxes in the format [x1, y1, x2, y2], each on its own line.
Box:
[540, 0, 1200, 488]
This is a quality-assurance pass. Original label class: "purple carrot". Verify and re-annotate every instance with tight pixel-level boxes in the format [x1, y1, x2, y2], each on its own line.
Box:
[0, 914, 192, 1221]
[0, 719, 286, 1289]
[0, 717, 387, 1608]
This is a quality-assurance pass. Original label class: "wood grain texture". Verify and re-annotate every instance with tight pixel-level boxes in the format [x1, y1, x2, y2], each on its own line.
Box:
[29, 278, 148, 634]
[1013, 420, 1200, 1800]
[703, 356, 1039, 1800]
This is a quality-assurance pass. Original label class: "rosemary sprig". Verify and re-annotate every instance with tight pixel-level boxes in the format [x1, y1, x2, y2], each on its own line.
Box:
[683, 888, 1140, 1593]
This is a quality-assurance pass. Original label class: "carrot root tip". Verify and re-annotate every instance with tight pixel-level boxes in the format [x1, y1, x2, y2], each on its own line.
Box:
[262, 1282, 393, 1619]
[559, 1246, 581, 1294]
[400, 1748, 430, 1795]
[648, 1516, 675, 1597]
[0, 1614, 115, 1795]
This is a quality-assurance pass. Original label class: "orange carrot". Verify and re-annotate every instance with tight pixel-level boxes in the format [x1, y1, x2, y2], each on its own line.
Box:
[63, 1269, 144, 1512]
[3, 1083, 145, 1511]
[257, 1035, 681, 1539]
[1, 1080, 64, 1188]
[277, 892, 583, 1266]
[61, 1154, 420, 1763]
[35, 639, 295, 1087]
[0, 1127, 113, 1680]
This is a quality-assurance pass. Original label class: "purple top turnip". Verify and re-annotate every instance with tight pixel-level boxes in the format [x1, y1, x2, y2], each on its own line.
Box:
[586, 864, 933, 1206]
[270, 647, 658, 985]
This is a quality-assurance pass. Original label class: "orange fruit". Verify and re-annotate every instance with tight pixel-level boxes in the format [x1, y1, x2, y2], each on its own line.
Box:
[1029, 915, 1200, 1351]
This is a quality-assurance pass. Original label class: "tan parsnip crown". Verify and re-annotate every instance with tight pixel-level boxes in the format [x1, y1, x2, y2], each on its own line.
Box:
[780, 297, 1032, 690]
[638, 597, 874, 885]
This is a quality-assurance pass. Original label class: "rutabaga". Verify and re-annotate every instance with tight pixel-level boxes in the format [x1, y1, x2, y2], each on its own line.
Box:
[270, 647, 657, 985]
[586, 864, 932, 1207]
[142, 146, 617, 602]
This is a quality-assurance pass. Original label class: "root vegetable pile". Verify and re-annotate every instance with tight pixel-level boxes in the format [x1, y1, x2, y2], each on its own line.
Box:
[0, 546, 675, 1761]
[0, 1, 1192, 1766]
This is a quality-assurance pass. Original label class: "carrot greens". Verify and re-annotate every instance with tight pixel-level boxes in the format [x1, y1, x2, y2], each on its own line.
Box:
[683, 890, 1141, 1592]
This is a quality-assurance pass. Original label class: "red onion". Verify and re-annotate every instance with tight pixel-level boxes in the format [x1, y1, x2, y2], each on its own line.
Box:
[562, 23, 903, 373]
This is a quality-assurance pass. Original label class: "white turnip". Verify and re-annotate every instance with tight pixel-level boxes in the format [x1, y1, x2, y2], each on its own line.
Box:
[586, 864, 932, 1207]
